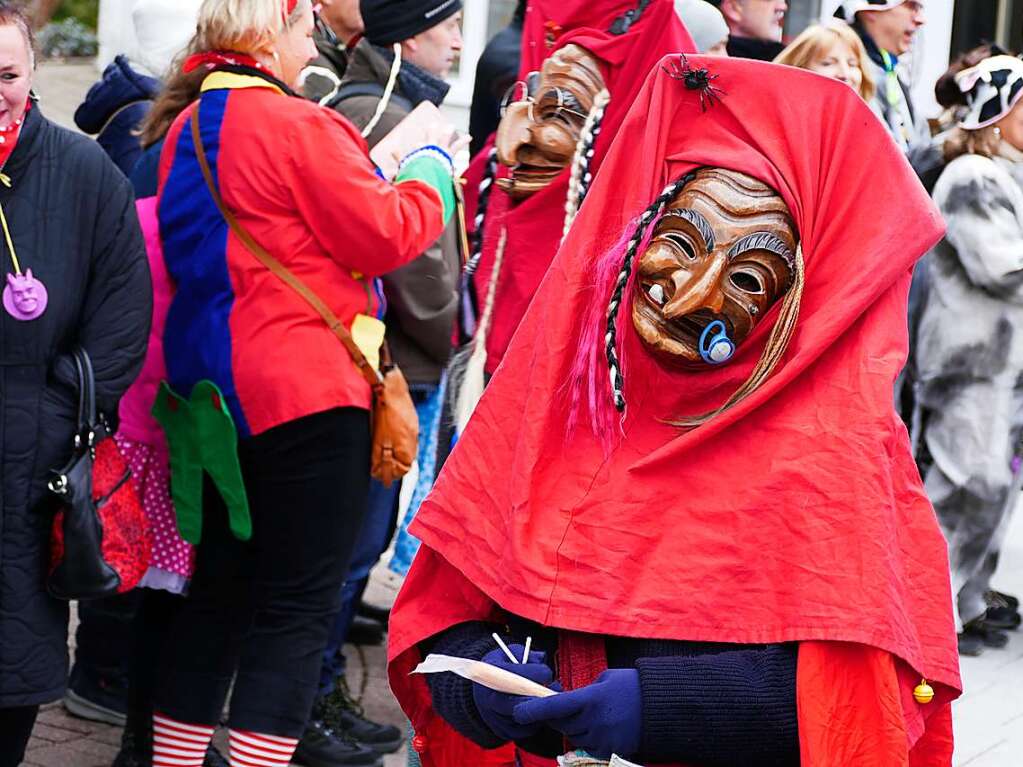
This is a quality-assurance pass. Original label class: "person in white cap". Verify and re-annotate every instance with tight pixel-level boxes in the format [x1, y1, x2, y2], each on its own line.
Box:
[674, 0, 729, 55]
[834, 0, 929, 164]
[915, 52, 1023, 658]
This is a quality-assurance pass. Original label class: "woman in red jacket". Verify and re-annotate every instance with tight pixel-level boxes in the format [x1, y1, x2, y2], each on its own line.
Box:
[148, 2, 464, 765]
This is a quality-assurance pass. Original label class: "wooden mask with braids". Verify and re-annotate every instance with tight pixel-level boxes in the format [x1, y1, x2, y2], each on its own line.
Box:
[632, 169, 797, 367]
[495, 44, 606, 199]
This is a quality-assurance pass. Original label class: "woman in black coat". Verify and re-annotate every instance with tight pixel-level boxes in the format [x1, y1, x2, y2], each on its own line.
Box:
[0, 9, 150, 763]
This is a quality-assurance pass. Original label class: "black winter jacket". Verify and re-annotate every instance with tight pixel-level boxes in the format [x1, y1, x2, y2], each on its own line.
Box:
[0, 104, 150, 707]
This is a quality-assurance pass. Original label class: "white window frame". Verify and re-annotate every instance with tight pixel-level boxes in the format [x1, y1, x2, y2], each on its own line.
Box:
[445, 0, 492, 107]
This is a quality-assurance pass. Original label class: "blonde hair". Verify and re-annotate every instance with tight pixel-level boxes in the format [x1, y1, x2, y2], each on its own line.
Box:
[194, 0, 308, 58]
[140, 0, 308, 147]
[774, 21, 876, 103]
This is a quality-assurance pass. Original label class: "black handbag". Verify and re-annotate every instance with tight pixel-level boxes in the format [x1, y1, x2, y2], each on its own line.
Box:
[46, 348, 149, 600]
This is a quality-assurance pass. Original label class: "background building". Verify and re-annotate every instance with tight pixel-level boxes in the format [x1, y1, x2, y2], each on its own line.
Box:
[93, 0, 1021, 120]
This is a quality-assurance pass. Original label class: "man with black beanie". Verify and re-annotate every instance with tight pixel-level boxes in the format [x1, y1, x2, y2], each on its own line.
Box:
[292, 2, 466, 767]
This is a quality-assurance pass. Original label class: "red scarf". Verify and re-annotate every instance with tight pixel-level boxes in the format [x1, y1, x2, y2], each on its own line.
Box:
[391, 56, 960, 766]
[464, 0, 695, 374]
[183, 51, 275, 76]
[0, 100, 31, 172]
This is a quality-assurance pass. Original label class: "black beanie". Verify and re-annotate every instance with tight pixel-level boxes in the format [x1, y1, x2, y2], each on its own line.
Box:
[360, 0, 464, 46]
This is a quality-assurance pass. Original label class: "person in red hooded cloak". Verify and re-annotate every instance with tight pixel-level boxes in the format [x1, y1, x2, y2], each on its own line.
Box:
[389, 53, 961, 767]
[446, 0, 695, 442]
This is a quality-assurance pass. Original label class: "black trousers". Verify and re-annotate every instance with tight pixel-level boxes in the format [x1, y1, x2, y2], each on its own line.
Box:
[123, 589, 185, 735]
[73, 590, 140, 688]
[0, 705, 39, 767]
[156, 408, 371, 738]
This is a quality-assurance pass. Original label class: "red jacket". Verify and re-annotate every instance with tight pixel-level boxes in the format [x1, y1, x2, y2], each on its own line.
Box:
[158, 71, 448, 436]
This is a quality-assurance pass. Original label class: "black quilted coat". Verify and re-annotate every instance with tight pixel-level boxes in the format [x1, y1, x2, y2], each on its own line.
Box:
[0, 104, 149, 708]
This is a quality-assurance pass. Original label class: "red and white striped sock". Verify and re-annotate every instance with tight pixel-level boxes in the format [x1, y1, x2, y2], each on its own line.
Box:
[152, 712, 216, 767]
[228, 729, 299, 767]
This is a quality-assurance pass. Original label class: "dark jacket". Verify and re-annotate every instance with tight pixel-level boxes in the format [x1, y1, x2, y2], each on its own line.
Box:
[468, 3, 524, 156]
[333, 41, 462, 386]
[302, 24, 353, 105]
[73, 55, 160, 176]
[0, 105, 150, 707]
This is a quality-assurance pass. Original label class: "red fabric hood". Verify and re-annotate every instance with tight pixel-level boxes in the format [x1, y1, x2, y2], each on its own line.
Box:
[399, 56, 960, 694]
[465, 0, 695, 373]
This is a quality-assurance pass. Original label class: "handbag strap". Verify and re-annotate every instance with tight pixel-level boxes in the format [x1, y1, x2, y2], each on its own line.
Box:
[189, 105, 384, 392]
[72, 347, 96, 436]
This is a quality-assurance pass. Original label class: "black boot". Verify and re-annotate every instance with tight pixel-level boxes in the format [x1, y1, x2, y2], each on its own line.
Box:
[985, 590, 1020, 610]
[292, 719, 383, 767]
[962, 619, 1010, 650]
[346, 615, 385, 647]
[320, 680, 403, 755]
[111, 709, 151, 767]
[984, 604, 1022, 630]
[203, 741, 230, 767]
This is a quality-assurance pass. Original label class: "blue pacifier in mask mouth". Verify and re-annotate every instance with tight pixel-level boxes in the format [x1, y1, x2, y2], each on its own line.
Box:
[699, 320, 735, 364]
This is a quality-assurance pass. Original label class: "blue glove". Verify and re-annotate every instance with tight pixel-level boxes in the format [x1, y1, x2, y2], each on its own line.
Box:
[472, 645, 555, 742]
[513, 668, 642, 759]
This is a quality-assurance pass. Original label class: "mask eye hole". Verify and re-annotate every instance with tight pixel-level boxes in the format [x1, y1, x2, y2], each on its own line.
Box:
[730, 269, 764, 294]
[662, 232, 697, 260]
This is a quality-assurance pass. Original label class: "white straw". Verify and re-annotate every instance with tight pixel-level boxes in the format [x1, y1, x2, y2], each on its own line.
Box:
[492, 633, 519, 664]
[522, 636, 533, 664]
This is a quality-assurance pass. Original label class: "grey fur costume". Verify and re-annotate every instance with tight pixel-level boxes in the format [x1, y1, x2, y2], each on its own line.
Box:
[916, 144, 1023, 629]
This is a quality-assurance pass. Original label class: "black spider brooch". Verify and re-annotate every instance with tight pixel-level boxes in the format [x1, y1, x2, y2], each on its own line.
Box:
[663, 54, 725, 111]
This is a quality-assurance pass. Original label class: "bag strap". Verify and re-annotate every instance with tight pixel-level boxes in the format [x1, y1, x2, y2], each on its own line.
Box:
[72, 347, 97, 437]
[189, 106, 384, 392]
[326, 81, 413, 114]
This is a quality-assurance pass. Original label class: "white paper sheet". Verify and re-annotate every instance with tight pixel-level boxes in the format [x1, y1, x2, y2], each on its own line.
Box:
[556, 753, 643, 767]
[412, 653, 556, 698]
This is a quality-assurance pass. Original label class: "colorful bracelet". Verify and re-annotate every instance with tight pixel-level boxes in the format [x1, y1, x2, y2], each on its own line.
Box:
[397, 144, 454, 177]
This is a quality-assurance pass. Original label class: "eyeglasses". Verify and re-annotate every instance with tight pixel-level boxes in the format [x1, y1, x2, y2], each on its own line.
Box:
[500, 72, 589, 123]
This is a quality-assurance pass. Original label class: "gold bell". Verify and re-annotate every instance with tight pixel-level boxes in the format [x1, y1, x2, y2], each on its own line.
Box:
[913, 679, 934, 705]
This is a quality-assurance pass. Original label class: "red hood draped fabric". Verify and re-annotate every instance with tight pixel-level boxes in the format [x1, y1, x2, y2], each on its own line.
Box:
[465, 0, 695, 374]
[392, 56, 961, 766]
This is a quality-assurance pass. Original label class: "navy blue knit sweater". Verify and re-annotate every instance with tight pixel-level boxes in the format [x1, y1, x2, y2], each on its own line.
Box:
[424, 620, 799, 766]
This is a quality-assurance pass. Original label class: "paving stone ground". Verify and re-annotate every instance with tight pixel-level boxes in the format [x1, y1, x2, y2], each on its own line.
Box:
[24, 641, 408, 767]
[22, 61, 1023, 767]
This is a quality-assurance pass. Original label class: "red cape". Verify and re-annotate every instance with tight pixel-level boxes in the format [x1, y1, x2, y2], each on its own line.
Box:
[395, 57, 960, 765]
[465, 0, 695, 374]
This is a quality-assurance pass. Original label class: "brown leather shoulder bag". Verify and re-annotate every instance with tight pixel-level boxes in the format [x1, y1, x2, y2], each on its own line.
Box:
[190, 108, 418, 486]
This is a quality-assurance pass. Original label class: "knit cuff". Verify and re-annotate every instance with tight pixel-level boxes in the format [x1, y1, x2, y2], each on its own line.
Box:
[398, 144, 454, 176]
[634, 645, 799, 765]
[422, 622, 508, 749]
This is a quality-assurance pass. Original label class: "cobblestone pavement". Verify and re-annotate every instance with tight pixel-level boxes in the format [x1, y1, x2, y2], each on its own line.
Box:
[22, 62, 1023, 767]
[24, 642, 409, 766]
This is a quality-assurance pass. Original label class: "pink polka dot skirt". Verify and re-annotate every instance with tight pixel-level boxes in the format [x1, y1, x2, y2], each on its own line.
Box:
[115, 434, 195, 594]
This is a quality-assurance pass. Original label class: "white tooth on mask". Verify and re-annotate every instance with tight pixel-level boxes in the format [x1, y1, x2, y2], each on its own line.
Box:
[648, 284, 665, 305]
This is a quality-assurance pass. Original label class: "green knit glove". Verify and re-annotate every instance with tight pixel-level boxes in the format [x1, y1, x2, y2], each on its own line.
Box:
[152, 380, 252, 544]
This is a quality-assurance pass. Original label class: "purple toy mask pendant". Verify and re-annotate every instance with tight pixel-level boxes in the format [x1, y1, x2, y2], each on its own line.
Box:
[4, 268, 48, 321]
